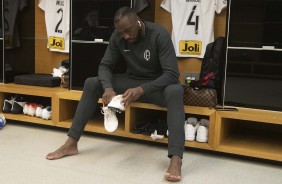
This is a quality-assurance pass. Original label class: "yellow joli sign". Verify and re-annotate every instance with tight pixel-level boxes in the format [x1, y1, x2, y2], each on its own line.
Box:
[48, 36, 65, 50]
[179, 40, 202, 55]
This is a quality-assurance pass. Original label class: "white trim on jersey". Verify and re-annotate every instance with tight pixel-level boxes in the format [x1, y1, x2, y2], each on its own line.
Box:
[161, 0, 227, 58]
[39, 0, 70, 53]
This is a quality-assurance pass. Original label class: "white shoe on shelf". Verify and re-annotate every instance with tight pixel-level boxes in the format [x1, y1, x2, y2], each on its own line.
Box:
[107, 95, 125, 113]
[28, 103, 42, 117]
[42, 106, 52, 120]
[36, 106, 44, 118]
[184, 117, 199, 141]
[196, 119, 209, 143]
[23, 103, 30, 115]
[101, 106, 118, 132]
[2, 95, 16, 113]
[11, 96, 27, 114]
[28, 103, 37, 116]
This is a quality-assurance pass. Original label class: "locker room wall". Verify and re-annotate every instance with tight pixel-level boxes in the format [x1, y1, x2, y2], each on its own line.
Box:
[33, 0, 226, 83]
[34, 0, 69, 74]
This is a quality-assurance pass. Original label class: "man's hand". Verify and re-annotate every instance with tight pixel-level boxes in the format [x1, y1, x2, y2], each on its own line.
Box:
[122, 87, 144, 108]
[102, 88, 117, 105]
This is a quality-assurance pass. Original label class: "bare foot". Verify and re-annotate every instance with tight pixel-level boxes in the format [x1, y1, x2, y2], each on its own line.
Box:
[164, 155, 182, 182]
[46, 137, 79, 160]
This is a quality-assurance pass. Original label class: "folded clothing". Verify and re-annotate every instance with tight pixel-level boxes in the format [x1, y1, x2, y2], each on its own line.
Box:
[14, 73, 61, 87]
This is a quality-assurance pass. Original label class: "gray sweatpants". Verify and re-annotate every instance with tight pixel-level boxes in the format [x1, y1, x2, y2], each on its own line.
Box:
[68, 74, 185, 158]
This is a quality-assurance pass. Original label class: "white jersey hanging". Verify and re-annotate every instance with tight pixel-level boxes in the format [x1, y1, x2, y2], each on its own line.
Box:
[161, 0, 227, 58]
[39, 0, 70, 53]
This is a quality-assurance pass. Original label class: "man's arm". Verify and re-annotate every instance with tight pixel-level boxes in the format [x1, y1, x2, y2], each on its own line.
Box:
[98, 32, 122, 90]
[98, 32, 122, 104]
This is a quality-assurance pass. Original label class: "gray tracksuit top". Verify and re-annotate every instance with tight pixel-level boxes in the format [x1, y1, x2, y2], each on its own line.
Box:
[98, 21, 179, 94]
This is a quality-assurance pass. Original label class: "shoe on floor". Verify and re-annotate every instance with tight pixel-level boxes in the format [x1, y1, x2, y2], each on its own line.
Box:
[11, 96, 27, 114]
[42, 106, 52, 120]
[101, 106, 118, 132]
[196, 119, 209, 143]
[2, 95, 17, 113]
[0, 114, 6, 129]
[184, 117, 199, 141]
[108, 95, 125, 113]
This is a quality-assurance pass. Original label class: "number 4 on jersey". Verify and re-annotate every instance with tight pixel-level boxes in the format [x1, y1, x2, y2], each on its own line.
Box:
[187, 5, 199, 34]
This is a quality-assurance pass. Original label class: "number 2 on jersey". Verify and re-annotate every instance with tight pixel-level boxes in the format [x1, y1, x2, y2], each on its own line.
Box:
[55, 8, 63, 33]
[187, 5, 199, 34]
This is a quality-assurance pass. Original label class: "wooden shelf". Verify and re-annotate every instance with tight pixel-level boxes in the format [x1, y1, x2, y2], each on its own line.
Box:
[128, 102, 216, 150]
[130, 102, 215, 116]
[217, 107, 282, 125]
[0, 83, 67, 97]
[3, 113, 54, 126]
[1, 83, 282, 162]
[215, 107, 282, 161]
[57, 117, 125, 133]
[56, 90, 82, 100]
[185, 141, 212, 150]
[218, 133, 282, 161]
[56, 90, 103, 103]
[84, 120, 126, 137]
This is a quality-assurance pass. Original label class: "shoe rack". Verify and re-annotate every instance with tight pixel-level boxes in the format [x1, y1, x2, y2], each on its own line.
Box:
[214, 108, 282, 162]
[55, 89, 216, 150]
[0, 83, 215, 149]
[0, 83, 67, 126]
[1, 83, 282, 162]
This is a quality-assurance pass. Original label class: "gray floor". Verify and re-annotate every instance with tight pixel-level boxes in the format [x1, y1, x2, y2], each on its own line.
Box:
[0, 123, 281, 184]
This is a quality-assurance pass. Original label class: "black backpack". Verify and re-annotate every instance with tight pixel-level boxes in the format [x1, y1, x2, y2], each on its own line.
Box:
[199, 37, 226, 102]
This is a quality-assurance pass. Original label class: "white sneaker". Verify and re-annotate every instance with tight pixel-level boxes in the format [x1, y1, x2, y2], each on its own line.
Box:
[184, 117, 199, 141]
[28, 103, 37, 116]
[42, 106, 52, 120]
[35, 106, 44, 118]
[107, 95, 125, 113]
[11, 96, 27, 114]
[28, 103, 42, 117]
[23, 103, 30, 115]
[101, 106, 118, 132]
[196, 119, 209, 143]
[3, 96, 16, 113]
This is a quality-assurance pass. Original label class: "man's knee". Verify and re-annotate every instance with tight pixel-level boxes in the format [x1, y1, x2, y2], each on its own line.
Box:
[83, 77, 101, 92]
[164, 84, 184, 99]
